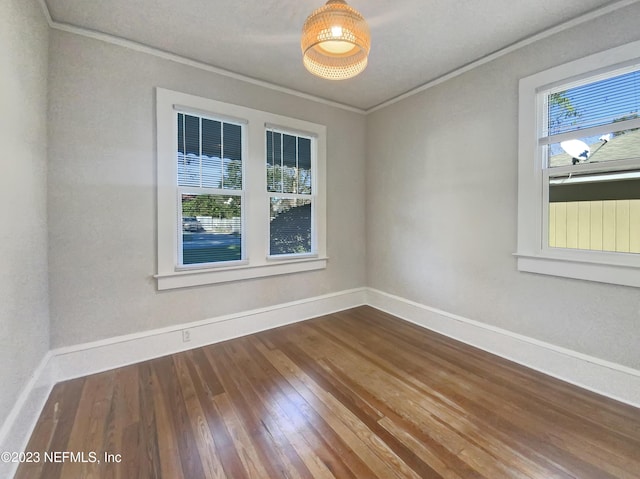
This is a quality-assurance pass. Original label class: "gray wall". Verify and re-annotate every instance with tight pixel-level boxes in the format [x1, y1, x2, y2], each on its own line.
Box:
[366, 3, 640, 370]
[47, 31, 367, 348]
[0, 0, 50, 421]
[5, 1, 640, 424]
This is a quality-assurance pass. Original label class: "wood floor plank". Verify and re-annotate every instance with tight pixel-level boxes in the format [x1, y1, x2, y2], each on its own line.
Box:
[306, 315, 611, 478]
[58, 372, 114, 479]
[149, 362, 186, 479]
[137, 362, 163, 479]
[15, 306, 640, 479]
[317, 357, 487, 479]
[233, 338, 353, 479]
[259, 335, 448, 479]
[217, 341, 315, 479]
[356, 308, 640, 442]
[212, 392, 274, 478]
[282, 324, 522, 478]
[244, 336, 377, 479]
[258, 340, 423, 479]
[173, 353, 228, 479]
[101, 366, 131, 479]
[183, 349, 248, 479]
[152, 354, 207, 479]
[353, 310, 640, 476]
[204, 344, 312, 479]
[14, 378, 82, 479]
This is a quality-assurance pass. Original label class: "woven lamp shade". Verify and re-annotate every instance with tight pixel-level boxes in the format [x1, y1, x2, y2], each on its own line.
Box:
[301, 0, 371, 80]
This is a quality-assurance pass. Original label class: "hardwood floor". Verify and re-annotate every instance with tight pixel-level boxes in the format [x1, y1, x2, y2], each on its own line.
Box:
[15, 306, 640, 478]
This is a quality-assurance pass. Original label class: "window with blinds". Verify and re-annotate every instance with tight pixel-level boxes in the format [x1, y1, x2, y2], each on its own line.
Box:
[546, 68, 640, 138]
[544, 67, 640, 169]
[266, 129, 315, 256]
[177, 112, 244, 266]
[516, 41, 640, 287]
[157, 88, 327, 289]
[541, 65, 640, 255]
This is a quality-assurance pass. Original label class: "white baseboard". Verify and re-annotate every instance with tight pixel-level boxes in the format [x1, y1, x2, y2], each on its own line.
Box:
[0, 352, 56, 479]
[3, 285, 639, 479]
[50, 287, 368, 383]
[366, 288, 640, 408]
[0, 287, 367, 479]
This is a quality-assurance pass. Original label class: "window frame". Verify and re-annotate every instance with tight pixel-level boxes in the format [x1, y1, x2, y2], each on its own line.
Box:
[176, 112, 247, 269]
[265, 126, 317, 259]
[156, 88, 327, 290]
[516, 40, 640, 288]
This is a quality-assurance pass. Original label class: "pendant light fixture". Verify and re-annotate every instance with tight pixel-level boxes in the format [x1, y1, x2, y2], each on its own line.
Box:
[301, 0, 371, 80]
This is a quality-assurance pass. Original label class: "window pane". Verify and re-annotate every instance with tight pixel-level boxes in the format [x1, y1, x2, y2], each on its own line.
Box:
[177, 113, 185, 154]
[547, 68, 640, 136]
[181, 194, 242, 264]
[266, 131, 275, 192]
[202, 118, 222, 158]
[547, 129, 640, 168]
[223, 160, 242, 190]
[178, 115, 200, 187]
[184, 114, 200, 156]
[266, 130, 312, 195]
[177, 112, 243, 189]
[282, 134, 297, 169]
[548, 129, 640, 168]
[177, 153, 200, 187]
[201, 154, 222, 188]
[221, 123, 242, 190]
[266, 131, 283, 193]
[269, 198, 312, 255]
[282, 134, 297, 194]
[548, 171, 640, 253]
[298, 137, 312, 194]
[223, 123, 242, 162]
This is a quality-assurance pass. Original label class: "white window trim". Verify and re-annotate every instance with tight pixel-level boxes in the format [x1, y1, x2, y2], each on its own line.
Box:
[156, 88, 327, 290]
[516, 40, 640, 288]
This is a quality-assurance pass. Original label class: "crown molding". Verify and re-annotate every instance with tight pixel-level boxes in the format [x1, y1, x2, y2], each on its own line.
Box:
[37, 1, 366, 115]
[36, 0, 640, 115]
[365, 0, 640, 113]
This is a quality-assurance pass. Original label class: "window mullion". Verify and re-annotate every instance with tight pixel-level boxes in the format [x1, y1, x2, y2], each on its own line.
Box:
[541, 169, 551, 252]
[295, 137, 298, 194]
[220, 121, 225, 190]
[182, 114, 186, 172]
[540, 116, 640, 146]
[546, 157, 640, 176]
[280, 133, 284, 194]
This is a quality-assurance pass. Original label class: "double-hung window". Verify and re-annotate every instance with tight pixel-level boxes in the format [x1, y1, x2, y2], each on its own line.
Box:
[266, 128, 315, 257]
[177, 112, 245, 267]
[517, 40, 640, 288]
[156, 89, 327, 290]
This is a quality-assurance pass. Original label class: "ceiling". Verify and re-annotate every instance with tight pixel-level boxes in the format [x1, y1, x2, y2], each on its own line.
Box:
[44, 0, 629, 111]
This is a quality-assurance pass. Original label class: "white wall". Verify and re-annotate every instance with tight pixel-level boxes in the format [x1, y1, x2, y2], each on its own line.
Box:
[47, 30, 367, 348]
[366, 2, 640, 370]
[0, 0, 50, 423]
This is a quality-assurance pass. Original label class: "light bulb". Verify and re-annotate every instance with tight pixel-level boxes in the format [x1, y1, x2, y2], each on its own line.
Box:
[318, 26, 355, 55]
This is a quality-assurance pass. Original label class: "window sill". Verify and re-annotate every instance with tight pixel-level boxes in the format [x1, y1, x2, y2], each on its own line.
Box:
[155, 256, 328, 290]
[514, 252, 640, 288]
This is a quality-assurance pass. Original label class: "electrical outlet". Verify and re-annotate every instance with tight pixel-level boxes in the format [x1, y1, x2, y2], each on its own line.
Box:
[182, 329, 191, 342]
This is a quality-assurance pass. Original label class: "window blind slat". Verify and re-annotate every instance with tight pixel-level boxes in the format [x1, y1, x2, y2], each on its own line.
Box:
[540, 116, 640, 145]
[176, 111, 242, 190]
[547, 69, 640, 136]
